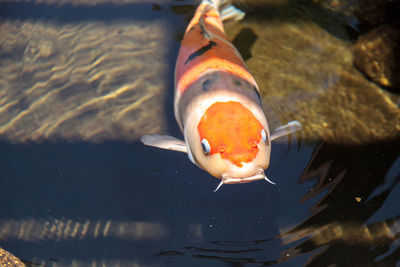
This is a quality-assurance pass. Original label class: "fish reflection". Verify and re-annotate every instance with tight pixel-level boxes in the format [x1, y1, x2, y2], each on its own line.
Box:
[0, 218, 167, 242]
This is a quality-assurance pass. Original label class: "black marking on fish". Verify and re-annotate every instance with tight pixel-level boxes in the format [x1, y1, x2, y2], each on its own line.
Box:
[253, 86, 262, 104]
[233, 79, 242, 86]
[202, 78, 213, 92]
[185, 41, 217, 65]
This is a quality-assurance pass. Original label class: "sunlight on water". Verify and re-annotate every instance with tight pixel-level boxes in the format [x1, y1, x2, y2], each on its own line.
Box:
[0, 3, 172, 142]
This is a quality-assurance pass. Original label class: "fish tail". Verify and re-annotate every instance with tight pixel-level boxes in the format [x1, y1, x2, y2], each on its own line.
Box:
[201, 0, 222, 9]
[220, 2, 245, 21]
[202, 0, 245, 21]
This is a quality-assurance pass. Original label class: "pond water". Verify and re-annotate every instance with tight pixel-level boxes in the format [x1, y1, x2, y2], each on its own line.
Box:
[0, 0, 399, 266]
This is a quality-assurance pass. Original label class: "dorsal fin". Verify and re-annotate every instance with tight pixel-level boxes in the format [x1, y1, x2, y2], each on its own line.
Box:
[199, 8, 212, 40]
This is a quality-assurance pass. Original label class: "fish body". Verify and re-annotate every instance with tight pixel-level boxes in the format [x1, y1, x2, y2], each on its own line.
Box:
[141, 0, 301, 190]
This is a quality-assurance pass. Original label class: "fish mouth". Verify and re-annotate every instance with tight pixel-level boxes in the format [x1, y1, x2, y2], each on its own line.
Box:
[214, 170, 274, 192]
[222, 170, 265, 184]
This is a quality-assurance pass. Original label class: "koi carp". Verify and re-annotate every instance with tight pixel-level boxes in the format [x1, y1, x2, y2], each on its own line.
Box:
[141, 0, 301, 191]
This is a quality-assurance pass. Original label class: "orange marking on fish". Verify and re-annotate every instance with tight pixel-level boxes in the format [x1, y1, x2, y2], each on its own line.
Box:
[186, 3, 224, 34]
[175, 3, 254, 93]
[197, 101, 264, 167]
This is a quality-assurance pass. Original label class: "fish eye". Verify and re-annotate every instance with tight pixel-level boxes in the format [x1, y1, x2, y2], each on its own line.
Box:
[261, 129, 268, 144]
[201, 139, 211, 155]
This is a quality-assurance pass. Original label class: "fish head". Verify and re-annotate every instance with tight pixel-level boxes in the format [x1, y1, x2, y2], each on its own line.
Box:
[184, 96, 271, 185]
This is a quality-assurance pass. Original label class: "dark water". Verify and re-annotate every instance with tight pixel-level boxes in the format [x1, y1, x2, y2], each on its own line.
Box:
[1, 0, 400, 266]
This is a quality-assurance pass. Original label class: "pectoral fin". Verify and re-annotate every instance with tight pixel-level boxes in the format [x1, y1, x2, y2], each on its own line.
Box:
[140, 134, 187, 153]
[271, 120, 302, 141]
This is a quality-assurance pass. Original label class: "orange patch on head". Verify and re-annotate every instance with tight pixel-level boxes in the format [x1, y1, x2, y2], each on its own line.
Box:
[197, 101, 264, 167]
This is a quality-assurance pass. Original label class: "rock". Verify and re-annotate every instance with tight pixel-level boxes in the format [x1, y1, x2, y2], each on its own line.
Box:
[224, 5, 400, 144]
[0, 247, 25, 267]
[354, 25, 400, 90]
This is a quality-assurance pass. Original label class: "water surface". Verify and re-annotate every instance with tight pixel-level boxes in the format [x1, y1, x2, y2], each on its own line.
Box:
[0, 0, 399, 266]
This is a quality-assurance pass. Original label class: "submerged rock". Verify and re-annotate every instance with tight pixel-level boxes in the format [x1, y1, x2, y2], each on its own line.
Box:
[0, 247, 25, 267]
[351, 0, 400, 91]
[224, 4, 400, 144]
[354, 25, 400, 90]
[0, 0, 399, 145]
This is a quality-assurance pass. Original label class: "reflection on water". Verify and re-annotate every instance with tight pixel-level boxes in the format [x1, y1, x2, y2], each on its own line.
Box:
[277, 139, 400, 266]
[281, 217, 400, 257]
[152, 140, 400, 266]
[1, 139, 399, 265]
[0, 218, 167, 242]
[0, 0, 400, 266]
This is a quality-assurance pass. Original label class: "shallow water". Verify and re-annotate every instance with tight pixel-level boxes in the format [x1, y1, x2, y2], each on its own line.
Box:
[0, 0, 399, 266]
